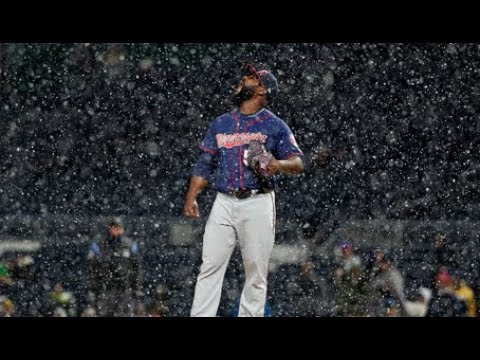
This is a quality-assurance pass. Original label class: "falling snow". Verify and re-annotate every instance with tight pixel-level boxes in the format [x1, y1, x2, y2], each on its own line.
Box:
[0, 43, 478, 317]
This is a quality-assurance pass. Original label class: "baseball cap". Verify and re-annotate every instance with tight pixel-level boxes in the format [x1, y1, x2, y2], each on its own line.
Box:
[245, 64, 279, 99]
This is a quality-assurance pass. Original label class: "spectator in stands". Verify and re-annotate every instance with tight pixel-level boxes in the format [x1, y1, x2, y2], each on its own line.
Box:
[87, 219, 141, 316]
[453, 276, 477, 317]
[81, 306, 97, 317]
[147, 284, 170, 317]
[48, 282, 77, 317]
[431, 233, 457, 280]
[368, 251, 406, 316]
[0, 259, 14, 289]
[403, 287, 431, 317]
[6, 253, 39, 316]
[0, 297, 15, 317]
[427, 269, 467, 317]
[332, 242, 371, 316]
[53, 307, 68, 317]
[333, 241, 362, 281]
[384, 297, 402, 317]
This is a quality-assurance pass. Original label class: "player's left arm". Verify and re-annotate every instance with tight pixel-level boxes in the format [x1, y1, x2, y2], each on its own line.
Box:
[268, 121, 305, 176]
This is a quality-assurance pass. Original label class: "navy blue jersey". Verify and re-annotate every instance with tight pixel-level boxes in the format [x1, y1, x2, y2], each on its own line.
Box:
[193, 108, 304, 193]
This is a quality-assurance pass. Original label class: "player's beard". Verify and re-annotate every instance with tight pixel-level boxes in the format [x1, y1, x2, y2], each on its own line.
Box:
[232, 85, 255, 106]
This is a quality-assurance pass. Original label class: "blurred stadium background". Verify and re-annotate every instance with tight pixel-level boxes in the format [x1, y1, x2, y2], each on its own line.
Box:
[1, 43, 479, 316]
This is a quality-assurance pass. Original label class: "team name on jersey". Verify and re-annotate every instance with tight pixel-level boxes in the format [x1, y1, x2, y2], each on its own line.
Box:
[216, 133, 268, 149]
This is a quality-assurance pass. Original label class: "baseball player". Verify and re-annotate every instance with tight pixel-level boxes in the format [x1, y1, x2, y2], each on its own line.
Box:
[184, 64, 304, 317]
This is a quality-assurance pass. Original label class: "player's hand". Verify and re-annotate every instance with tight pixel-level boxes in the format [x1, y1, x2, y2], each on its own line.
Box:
[184, 198, 200, 219]
[266, 159, 281, 176]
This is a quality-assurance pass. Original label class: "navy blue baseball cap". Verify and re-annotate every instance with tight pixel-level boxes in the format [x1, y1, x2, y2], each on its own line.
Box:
[245, 64, 279, 99]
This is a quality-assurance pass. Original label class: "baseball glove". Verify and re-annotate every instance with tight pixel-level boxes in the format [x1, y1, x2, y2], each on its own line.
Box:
[244, 140, 274, 179]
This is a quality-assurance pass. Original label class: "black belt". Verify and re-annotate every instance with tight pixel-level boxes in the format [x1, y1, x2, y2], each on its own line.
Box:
[225, 188, 273, 200]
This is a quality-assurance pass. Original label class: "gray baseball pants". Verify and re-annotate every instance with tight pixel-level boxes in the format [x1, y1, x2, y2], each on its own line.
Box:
[191, 191, 276, 317]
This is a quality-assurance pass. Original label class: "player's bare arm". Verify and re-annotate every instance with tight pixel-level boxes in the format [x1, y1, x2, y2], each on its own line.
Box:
[184, 176, 209, 218]
[267, 155, 304, 176]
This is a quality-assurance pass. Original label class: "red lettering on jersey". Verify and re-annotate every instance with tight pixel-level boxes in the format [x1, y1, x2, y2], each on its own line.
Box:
[217, 133, 268, 149]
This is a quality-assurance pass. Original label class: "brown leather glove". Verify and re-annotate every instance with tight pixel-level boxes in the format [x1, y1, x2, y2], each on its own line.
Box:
[245, 140, 274, 179]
